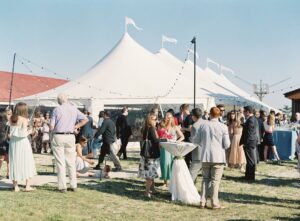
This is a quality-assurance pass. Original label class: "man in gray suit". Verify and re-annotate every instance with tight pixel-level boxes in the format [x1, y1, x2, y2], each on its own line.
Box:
[197, 107, 230, 209]
[189, 108, 207, 182]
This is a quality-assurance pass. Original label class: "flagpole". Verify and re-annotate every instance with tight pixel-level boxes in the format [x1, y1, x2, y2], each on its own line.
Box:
[191, 37, 196, 108]
[9, 53, 16, 108]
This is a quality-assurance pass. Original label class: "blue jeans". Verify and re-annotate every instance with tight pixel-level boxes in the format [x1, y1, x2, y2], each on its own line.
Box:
[92, 137, 102, 158]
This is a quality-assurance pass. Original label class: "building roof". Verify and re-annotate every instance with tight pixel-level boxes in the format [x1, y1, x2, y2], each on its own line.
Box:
[0, 71, 68, 102]
[284, 88, 300, 99]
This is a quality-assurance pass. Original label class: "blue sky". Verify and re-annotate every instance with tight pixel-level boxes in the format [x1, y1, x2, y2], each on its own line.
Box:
[1, 0, 300, 108]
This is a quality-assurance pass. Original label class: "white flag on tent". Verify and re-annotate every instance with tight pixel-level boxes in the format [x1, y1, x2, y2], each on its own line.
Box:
[220, 65, 234, 74]
[207, 57, 220, 68]
[125, 16, 143, 31]
[188, 49, 199, 59]
[162, 35, 178, 44]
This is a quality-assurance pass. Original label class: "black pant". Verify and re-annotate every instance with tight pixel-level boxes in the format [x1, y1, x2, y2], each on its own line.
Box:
[257, 144, 264, 161]
[97, 142, 111, 165]
[244, 145, 257, 181]
[118, 136, 129, 158]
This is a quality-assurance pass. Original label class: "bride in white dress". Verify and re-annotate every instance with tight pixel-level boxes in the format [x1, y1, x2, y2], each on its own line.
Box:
[9, 102, 36, 192]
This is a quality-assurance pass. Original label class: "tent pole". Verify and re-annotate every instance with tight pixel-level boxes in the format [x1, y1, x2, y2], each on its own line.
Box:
[159, 103, 164, 118]
[8, 53, 16, 108]
[191, 37, 196, 108]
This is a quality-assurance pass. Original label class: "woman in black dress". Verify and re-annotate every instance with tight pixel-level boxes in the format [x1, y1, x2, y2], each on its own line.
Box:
[138, 112, 160, 198]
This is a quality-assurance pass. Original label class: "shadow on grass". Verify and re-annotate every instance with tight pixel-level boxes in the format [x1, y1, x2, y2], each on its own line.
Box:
[272, 213, 300, 220]
[226, 219, 253, 221]
[224, 175, 300, 189]
[221, 192, 300, 209]
[37, 171, 55, 176]
[78, 178, 199, 208]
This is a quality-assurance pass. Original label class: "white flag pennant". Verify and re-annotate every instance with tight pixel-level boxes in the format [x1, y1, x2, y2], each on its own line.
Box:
[206, 57, 220, 68]
[188, 48, 199, 59]
[162, 35, 178, 44]
[125, 16, 143, 31]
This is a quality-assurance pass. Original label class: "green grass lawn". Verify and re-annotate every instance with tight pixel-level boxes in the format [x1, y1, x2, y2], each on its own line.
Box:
[0, 152, 299, 221]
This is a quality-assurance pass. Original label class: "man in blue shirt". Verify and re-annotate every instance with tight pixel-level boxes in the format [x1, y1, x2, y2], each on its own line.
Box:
[50, 93, 88, 193]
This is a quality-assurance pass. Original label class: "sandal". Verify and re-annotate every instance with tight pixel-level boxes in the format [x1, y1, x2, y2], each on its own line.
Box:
[212, 205, 225, 210]
[200, 204, 209, 209]
[13, 187, 20, 192]
[25, 187, 36, 192]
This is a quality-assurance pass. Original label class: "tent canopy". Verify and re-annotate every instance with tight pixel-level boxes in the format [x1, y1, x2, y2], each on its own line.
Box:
[17, 33, 214, 116]
[17, 32, 277, 114]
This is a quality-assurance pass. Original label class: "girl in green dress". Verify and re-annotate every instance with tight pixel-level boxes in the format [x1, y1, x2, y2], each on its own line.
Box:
[158, 112, 184, 188]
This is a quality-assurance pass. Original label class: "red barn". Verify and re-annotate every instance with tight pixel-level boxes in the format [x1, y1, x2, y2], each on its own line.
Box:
[0, 71, 68, 102]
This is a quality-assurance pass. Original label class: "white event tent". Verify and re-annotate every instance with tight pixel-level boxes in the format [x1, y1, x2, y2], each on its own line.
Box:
[156, 48, 275, 111]
[17, 31, 276, 117]
[17, 33, 216, 118]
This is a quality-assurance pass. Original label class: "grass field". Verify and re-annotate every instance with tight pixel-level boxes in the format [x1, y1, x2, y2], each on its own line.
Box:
[0, 151, 299, 221]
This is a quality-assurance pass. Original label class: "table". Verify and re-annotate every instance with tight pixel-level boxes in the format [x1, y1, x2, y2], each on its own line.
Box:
[160, 141, 200, 205]
[272, 129, 297, 160]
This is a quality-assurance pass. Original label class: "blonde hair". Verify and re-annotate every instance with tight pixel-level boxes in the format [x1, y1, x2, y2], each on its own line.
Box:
[162, 112, 175, 128]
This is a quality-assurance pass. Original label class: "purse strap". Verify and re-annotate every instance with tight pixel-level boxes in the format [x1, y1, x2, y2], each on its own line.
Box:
[144, 127, 149, 141]
[5, 122, 10, 137]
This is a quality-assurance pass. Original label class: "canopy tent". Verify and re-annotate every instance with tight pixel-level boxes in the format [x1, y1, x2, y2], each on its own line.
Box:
[204, 67, 277, 111]
[17, 33, 214, 118]
[156, 48, 276, 111]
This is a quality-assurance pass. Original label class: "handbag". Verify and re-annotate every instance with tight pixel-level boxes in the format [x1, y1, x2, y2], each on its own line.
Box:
[140, 139, 152, 158]
[0, 124, 10, 155]
[140, 128, 152, 158]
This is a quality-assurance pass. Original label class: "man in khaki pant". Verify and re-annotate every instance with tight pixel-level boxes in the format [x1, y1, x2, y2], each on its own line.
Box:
[195, 107, 230, 209]
[50, 93, 88, 192]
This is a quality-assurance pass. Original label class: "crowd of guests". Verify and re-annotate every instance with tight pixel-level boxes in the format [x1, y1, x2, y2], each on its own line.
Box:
[137, 103, 300, 209]
[0, 93, 133, 192]
[0, 95, 299, 209]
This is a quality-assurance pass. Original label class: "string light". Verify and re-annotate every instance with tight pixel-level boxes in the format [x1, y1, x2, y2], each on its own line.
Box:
[160, 43, 193, 98]
[15, 47, 200, 101]
[269, 83, 300, 94]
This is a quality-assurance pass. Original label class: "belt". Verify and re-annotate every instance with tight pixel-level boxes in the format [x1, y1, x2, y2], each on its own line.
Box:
[53, 132, 74, 135]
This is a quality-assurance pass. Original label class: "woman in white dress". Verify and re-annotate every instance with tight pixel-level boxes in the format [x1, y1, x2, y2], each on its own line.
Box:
[76, 136, 95, 177]
[9, 102, 36, 192]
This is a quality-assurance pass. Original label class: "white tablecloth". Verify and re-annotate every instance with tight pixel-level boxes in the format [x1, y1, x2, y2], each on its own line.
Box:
[160, 141, 201, 205]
